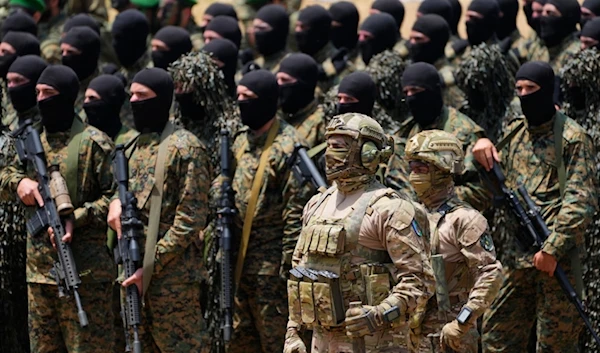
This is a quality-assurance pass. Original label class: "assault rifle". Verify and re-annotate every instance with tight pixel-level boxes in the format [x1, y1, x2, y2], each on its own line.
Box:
[113, 144, 143, 353]
[482, 162, 600, 345]
[288, 144, 327, 190]
[12, 119, 88, 327]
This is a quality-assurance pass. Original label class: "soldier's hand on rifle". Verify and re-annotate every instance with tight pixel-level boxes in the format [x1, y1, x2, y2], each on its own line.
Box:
[108, 199, 122, 238]
[345, 304, 387, 337]
[283, 327, 307, 353]
[17, 177, 44, 206]
[473, 138, 500, 172]
[48, 217, 74, 249]
[123, 268, 143, 296]
[533, 250, 557, 276]
[440, 320, 469, 351]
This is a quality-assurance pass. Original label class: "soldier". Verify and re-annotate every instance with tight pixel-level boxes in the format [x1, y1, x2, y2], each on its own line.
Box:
[336, 71, 376, 117]
[201, 38, 238, 98]
[474, 61, 598, 352]
[193, 2, 237, 50]
[277, 53, 325, 149]
[329, 1, 360, 68]
[3, 54, 46, 131]
[409, 14, 466, 111]
[107, 67, 209, 352]
[385, 62, 487, 211]
[404, 130, 503, 352]
[204, 15, 241, 51]
[151, 26, 192, 70]
[512, 0, 545, 65]
[61, 13, 117, 67]
[581, 17, 600, 49]
[370, 0, 407, 58]
[496, 0, 526, 51]
[358, 12, 398, 66]
[1, 10, 37, 37]
[0, 64, 116, 352]
[226, 69, 313, 353]
[248, 4, 289, 74]
[417, 0, 468, 62]
[111, 9, 152, 86]
[283, 113, 434, 353]
[581, 0, 600, 28]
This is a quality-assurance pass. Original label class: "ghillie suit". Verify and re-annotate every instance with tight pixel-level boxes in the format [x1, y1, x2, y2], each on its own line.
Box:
[169, 51, 242, 353]
[455, 44, 516, 143]
[365, 50, 410, 125]
[560, 48, 600, 353]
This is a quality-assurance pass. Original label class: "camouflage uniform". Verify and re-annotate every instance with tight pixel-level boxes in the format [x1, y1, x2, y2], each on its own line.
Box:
[38, 12, 68, 64]
[513, 32, 544, 66]
[225, 118, 313, 353]
[66, 0, 107, 21]
[434, 58, 466, 111]
[394, 39, 410, 60]
[527, 34, 580, 74]
[481, 114, 598, 352]
[117, 126, 210, 351]
[0, 121, 117, 353]
[444, 37, 469, 67]
[278, 99, 326, 149]
[385, 106, 488, 211]
[254, 49, 289, 74]
[313, 42, 355, 98]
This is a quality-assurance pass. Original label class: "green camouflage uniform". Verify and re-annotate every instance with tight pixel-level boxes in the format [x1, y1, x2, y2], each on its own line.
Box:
[38, 12, 68, 64]
[312, 42, 355, 98]
[384, 106, 488, 211]
[225, 118, 313, 353]
[434, 58, 467, 111]
[278, 99, 326, 149]
[117, 127, 210, 351]
[0, 121, 117, 353]
[481, 113, 598, 352]
[113, 124, 138, 146]
[527, 34, 580, 74]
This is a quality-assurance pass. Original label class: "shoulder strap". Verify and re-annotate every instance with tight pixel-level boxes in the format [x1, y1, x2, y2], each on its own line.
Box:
[344, 188, 380, 246]
[496, 121, 525, 151]
[142, 121, 175, 294]
[65, 116, 85, 204]
[234, 119, 280, 288]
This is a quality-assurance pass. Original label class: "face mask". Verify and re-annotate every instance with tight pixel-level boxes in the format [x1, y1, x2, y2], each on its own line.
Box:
[132, 97, 169, 133]
[238, 98, 275, 130]
[279, 81, 313, 114]
[540, 16, 570, 47]
[336, 101, 371, 116]
[113, 39, 144, 68]
[39, 94, 75, 133]
[296, 30, 325, 56]
[406, 89, 443, 127]
[409, 170, 453, 206]
[325, 147, 372, 193]
[359, 39, 375, 65]
[0, 53, 17, 79]
[466, 18, 493, 46]
[409, 41, 438, 64]
[519, 89, 556, 126]
[331, 25, 357, 50]
[84, 100, 121, 136]
[255, 29, 282, 57]
[8, 82, 37, 113]
[581, 18, 590, 31]
[62, 53, 97, 81]
[175, 92, 206, 121]
[151, 50, 175, 70]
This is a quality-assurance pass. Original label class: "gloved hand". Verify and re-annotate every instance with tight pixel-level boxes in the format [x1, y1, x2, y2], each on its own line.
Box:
[283, 328, 307, 353]
[344, 304, 387, 338]
[440, 320, 469, 352]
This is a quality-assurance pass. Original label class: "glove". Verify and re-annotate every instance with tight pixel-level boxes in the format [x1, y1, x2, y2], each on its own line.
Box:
[440, 320, 469, 352]
[344, 304, 387, 338]
[283, 328, 307, 353]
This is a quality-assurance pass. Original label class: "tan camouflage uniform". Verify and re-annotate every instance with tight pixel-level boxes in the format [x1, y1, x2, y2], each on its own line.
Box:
[278, 99, 326, 149]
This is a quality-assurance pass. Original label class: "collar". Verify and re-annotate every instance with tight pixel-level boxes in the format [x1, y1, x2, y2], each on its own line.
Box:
[280, 99, 318, 125]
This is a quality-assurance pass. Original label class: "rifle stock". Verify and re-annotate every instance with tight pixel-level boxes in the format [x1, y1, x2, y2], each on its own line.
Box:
[288, 143, 327, 190]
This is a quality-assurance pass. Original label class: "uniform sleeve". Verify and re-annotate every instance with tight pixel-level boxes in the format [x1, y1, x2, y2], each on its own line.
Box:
[542, 134, 598, 259]
[455, 125, 491, 212]
[0, 153, 25, 201]
[154, 146, 210, 274]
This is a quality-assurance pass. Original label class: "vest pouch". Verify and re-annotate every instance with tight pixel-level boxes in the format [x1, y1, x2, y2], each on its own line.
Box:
[365, 273, 391, 306]
[287, 280, 302, 324]
[304, 223, 346, 256]
[313, 282, 334, 326]
[299, 281, 316, 325]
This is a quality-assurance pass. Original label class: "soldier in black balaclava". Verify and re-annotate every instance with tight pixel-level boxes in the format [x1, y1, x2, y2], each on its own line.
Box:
[409, 14, 450, 65]
[204, 15, 242, 50]
[359, 12, 397, 65]
[417, 0, 453, 26]
[336, 71, 376, 116]
[151, 26, 192, 70]
[111, 9, 150, 81]
[276, 53, 324, 148]
[5, 55, 46, 130]
[0, 31, 40, 79]
[524, 0, 547, 37]
[370, 0, 407, 57]
[539, 0, 580, 49]
[448, 0, 462, 36]
[466, 0, 500, 46]
[36, 65, 79, 133]
[401, 62, 445, 128]
[83, 74, 127, 141]
[496, 0, 521, 43]
[1, 11, 37, 38]
[130, 68, 173, 133]
[329, 1, 359, 57]
[581, 0, 600, 29]
[250, 4, 289, 73]
[202, 38, 238, 97]
[62, 13, 118, 67]
[198, 2, 238, 33]
[63, 13, 100, 36]
[581, 17, 600, 49]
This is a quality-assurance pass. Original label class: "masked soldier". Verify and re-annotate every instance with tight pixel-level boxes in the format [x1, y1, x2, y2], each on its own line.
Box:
[3, 54, 46, 131]
[416, 0, 468, 62]
[111, 9, 152, 85]
[404, 129, 502, 353]
[283, 113, 434, 353]
[204, 15, 241, 51]
[151, 26, 192, 70]
[370, 0, 407, 58]
[358, 12, 398, 67]
[580, 17, 600, 50]
[496, 0, 526, 52]
[329, 1, 360, 66]
[247, 4, 289, 74]
[582, 0, 600, 27]
[193, 2, 237, 50]
[61, 13, 117, 68]
[201, 38, 238, 98]
[1, 10, 37, 37]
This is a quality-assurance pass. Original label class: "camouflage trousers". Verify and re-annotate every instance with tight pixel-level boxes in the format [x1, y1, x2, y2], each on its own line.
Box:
[311, 326, 406, 353]
[227, 274, 288, 353]
[482, 266, 583, 352]
[28, 282, 115, 353]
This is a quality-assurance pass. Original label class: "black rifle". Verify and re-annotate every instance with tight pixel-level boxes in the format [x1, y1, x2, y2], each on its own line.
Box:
[288, 144, 328, 190]
[112, 144, 143, 353]
[482, 162, 600, 345]
[12, 119, 88, 327]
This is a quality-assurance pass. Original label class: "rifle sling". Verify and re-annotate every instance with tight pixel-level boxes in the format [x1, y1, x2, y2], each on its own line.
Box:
[142, 121, 175, 294]
[234, 119, 280, 288]
[65, 116, 85, 204]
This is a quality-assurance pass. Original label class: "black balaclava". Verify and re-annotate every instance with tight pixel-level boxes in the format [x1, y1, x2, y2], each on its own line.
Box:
[466, 0, 500, 46]
[0, 31, 40, 79]
[515, 61, 556, 126]
[202, 2, 238, 32]
[410, 14, 450, 64]
[496, 0, 519, 40]
[206, 15, 242, 49]
[525, 0, 546, 35]
[371, 0, 405, 31]
[418, 0, 453, 29]
[84, 74, 126, 138]
[329, 1, 359, 50]
[296, 5, 332, 56]
[131, 68, 173, 133]
[582, 17, 600, 49]
[201, 38, 238, 97]
[61, 27, 100, 81]
[37, 65, 79, 133]
[152, 26, 192, 70]
[1, 11, 37, 38]
[402, 62, 444, 127]
[337, 71, 376, 116]
[7, 55, 46, 114]
[541, 0, 580, 47]
[582, 0, 600, 28]
[238, 69, 279, 131]
[255, 5, 289, 57]
[112, 9, 150, 68]
[359, 13, 397, 65]
[448, 0, 462, 35]
[278, 53, 318, 114]
[63, 13, 101, 36]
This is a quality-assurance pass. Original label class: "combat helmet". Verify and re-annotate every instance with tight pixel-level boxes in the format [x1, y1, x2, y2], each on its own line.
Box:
[405, 129, 464, 175]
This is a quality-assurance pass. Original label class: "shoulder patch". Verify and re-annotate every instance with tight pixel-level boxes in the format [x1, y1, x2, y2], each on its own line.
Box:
[480, 232, 495, 252]
[411, 220, 423, 237]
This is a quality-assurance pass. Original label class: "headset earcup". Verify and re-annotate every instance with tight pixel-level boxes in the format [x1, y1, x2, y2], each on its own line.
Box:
[361, 141, 380, 167]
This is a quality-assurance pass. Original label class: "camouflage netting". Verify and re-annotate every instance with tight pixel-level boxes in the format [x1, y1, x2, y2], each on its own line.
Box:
[365, 50, 409, 124]
[455, 44, 516, 143]
[560, 48, 600, 353]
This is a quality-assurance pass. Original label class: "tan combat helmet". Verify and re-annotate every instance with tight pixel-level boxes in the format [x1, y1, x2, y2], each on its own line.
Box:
[405, 129, 465, 175]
